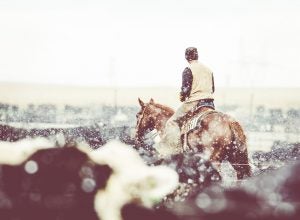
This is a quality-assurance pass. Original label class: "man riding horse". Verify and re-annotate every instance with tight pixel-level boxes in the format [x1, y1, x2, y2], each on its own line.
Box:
[136, 48, 251, 178]
[155, 47, 215, 154]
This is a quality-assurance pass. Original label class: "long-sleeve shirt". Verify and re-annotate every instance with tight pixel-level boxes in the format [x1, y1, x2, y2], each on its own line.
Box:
[180, 67, 193, 99]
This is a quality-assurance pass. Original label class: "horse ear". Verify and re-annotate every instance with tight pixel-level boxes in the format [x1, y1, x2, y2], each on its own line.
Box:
[138, 98, 145, 108]
[150, 98, 154, 104]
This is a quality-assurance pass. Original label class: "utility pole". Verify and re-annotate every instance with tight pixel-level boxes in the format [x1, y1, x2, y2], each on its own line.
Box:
[109, 56, 117, 112]
[109, 32, 120, 113]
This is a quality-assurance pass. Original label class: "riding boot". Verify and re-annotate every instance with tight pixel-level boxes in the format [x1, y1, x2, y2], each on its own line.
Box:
[154, 101, 199, 157]
[154, 120, 182, 157]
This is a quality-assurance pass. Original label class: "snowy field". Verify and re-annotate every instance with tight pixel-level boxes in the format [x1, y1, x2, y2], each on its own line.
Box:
[4, 122, 300, 153]
[0, 96, 299, 220]
[247, 131, 300, 152]
[0, 104, 300, 220]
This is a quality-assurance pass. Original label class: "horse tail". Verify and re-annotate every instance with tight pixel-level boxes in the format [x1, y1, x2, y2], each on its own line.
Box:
[229, 120, 252, 179]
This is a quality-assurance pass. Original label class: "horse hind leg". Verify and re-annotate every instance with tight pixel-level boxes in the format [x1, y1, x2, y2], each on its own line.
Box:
[229, 149, 251, 180]
[228, 121, 252, 180]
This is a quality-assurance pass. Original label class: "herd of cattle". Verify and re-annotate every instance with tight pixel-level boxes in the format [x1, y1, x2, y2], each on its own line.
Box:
[0, 123, 300, 220]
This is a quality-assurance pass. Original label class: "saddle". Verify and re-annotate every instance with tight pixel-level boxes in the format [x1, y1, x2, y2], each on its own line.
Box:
[176, 99, 215, 126]
[180, 108, 217, 135]
[176, 101, 218, 151]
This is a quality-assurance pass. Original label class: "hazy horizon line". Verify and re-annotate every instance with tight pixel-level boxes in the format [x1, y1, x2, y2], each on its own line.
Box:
[0, 81, 299, 90]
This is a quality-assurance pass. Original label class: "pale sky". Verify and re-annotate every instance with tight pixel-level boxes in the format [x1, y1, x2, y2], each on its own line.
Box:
[0, 0, 300, 87]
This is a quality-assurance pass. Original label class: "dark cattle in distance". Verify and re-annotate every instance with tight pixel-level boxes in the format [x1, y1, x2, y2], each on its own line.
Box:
[0, 124, 105, 148]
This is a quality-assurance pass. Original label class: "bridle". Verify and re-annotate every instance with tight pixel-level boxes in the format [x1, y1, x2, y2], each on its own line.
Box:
[135, 105, 147, 143]
[135, 104, 156, 144]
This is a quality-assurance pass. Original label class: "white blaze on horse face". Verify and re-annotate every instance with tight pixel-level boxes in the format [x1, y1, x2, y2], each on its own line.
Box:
[80, 140, 179, 220]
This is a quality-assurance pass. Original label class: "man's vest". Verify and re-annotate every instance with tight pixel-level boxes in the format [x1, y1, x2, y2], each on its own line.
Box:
[185, 61, 214, 103]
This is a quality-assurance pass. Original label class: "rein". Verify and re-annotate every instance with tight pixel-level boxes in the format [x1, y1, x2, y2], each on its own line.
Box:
[136, 106, 147, 140]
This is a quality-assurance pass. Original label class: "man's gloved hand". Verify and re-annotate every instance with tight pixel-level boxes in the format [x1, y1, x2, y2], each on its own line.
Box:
[179, 93, 185, 102]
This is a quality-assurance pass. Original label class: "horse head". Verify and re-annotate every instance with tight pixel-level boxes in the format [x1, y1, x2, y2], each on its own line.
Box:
[135, 98, 175, 146]
[135, 98, 156, 145]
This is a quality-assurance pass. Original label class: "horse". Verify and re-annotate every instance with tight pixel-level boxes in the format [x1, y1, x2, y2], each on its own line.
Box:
[135, 98, 251, 180]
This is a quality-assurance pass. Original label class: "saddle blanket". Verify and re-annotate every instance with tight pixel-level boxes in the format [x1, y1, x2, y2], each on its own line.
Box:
[181, 109, 217, 135]
[180, 110, 218, 151]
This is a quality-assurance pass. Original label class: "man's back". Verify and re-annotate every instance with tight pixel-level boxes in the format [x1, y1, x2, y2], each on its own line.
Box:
[186, 61, 214, 103]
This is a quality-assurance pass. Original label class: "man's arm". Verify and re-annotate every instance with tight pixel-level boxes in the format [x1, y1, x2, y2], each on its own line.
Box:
[180, 67, 193, 102]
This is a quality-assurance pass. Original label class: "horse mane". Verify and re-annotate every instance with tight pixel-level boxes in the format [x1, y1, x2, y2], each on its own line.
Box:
[152, 103, 175, 116]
